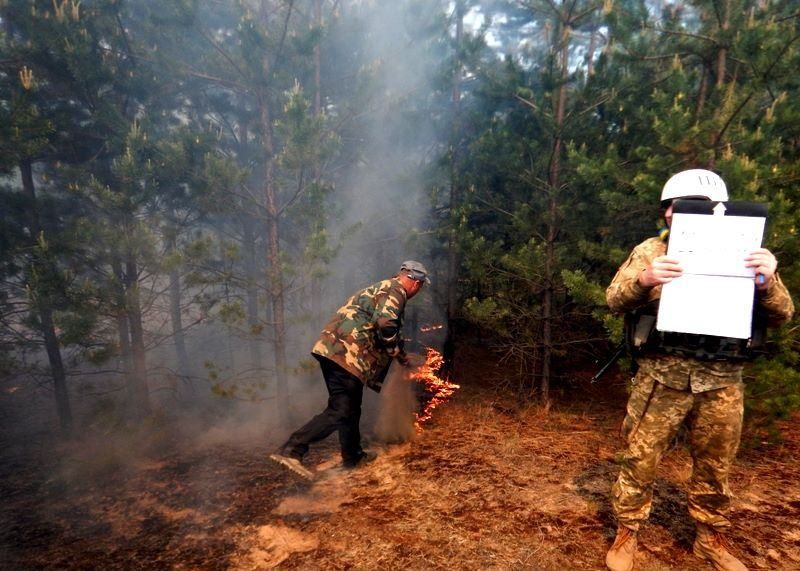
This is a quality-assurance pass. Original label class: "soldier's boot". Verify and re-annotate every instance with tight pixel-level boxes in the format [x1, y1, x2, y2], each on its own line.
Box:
[606, 526, 637, 571]
[693, 523, 748, 571]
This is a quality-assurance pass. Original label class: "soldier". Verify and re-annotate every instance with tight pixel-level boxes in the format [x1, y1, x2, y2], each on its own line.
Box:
[269, 260, 430, 480]
[604, 170, 794, 571]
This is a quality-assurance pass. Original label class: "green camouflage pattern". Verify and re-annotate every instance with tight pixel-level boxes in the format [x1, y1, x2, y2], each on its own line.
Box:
[607, 236, 795, 393]
[634, 355, 741, 396]
[607, 237, 668, 316]
[613, 380, 743, 530]
[312, 278, 407, 391]
[608, 234, 794, 531]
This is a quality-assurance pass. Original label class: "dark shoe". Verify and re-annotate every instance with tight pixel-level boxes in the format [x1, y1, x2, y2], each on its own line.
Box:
[342, 450, 378, 469]
[606, 526, 637, 571]
[269, 453, 314, 480]
[693, 523, 748, 571]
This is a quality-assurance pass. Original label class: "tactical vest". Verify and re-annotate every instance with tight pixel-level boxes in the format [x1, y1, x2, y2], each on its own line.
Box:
[625, 300, 767, 361]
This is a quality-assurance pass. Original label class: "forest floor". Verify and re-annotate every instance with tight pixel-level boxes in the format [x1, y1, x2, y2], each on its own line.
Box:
[1, 345, 800, 570]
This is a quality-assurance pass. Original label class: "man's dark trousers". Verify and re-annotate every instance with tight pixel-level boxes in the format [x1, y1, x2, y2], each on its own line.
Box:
[282, 356, 364, 465]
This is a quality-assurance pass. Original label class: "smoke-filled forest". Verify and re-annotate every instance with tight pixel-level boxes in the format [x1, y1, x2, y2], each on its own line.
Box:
[1, 0, 800, 569]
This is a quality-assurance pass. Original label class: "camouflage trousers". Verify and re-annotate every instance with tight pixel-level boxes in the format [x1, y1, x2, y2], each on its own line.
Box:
[612, 376, 744, 531]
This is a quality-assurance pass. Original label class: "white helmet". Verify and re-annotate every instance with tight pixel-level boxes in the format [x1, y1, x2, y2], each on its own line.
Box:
[660, 169, 728, 205]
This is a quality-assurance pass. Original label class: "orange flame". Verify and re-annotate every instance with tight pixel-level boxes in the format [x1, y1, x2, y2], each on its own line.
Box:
[411, 347, 460, 429]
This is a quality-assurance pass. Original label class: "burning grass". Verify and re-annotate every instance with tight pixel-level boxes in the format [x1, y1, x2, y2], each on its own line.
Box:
[411, 346, 460, 427]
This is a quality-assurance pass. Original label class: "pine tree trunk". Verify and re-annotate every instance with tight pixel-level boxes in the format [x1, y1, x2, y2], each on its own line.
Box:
[715, 0, 730, 88]
[20, 159, 73, 433]
[123, 252, 151, 417]
[311, 0, 323, 320]
[169, 265, 192, 386]
[259, 85, 289, 423]
[444, 1, 465, 377]
[112, 257, 133, 381]
[165, 223, 192, 390]
[541, 21, 572, 410]
[696, 66, 709, 118]
[587, 27, 597, 77]
[39, 307, 72, 431]
[710, 0, 731, 167]
[243, 215, 264, 371]
[237, 117, 264, 372]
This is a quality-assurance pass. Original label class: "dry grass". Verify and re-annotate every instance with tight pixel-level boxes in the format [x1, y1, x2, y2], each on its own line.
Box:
[2, 348, 799, 570]
[241, 383, 800, 570]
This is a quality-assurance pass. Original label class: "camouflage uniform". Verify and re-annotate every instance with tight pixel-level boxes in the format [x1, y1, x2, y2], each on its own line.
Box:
[281, 277, 410, 465]
[607, 236, 794, 531]
[312, 277, 408, 392]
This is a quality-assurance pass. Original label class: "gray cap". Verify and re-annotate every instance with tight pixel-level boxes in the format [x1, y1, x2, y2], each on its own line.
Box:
[400, 260, 431, 284]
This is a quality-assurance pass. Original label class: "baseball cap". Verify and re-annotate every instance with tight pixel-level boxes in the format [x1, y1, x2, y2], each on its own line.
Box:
[400, 260, 431, 284]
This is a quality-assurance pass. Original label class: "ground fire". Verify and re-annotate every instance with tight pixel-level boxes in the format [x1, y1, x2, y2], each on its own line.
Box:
[410, 346, 460, 428]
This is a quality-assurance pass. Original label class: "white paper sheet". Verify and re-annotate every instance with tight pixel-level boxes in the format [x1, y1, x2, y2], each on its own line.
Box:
[656, 209, 765, 339]
[657, 274, 755, 338]
[666, 213, 765, 277]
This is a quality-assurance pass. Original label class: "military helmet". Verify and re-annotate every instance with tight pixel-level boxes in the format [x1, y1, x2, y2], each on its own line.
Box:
[660, 169, 728, 206]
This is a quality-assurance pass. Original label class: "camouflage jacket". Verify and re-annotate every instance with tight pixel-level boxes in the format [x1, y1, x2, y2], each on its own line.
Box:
[607, 237, 795, 393]
[312, 278, 408, 391]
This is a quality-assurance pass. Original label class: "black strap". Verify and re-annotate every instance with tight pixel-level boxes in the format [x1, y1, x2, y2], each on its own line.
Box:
[650, 331, 750, 361]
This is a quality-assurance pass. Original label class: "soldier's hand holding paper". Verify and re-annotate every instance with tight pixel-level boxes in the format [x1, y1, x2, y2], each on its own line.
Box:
[744, 248, 777, 289]
[639, 256, 684, 287]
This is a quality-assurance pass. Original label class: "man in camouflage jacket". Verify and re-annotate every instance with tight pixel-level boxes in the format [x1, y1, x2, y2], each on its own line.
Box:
[269, 261, 429, 480]
[604, 170, 794, 571]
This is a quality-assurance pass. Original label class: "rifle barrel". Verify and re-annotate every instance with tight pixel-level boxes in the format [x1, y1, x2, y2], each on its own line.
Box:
[591, 344, 626, 383]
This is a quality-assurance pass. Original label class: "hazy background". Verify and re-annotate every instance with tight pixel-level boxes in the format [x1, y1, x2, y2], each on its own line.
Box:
[3, 0, 799, 483]
[0, 0, 454, 460]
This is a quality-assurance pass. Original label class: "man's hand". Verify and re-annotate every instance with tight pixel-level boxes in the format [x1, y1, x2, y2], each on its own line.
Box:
[387, 345, 410, 366]
[395, 352, 410, 367]
[745, 248, 778, 290]
[638, 256, 684, 287]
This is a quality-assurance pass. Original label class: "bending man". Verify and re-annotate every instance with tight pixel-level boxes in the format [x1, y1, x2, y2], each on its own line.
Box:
[270, 260, 429, 479]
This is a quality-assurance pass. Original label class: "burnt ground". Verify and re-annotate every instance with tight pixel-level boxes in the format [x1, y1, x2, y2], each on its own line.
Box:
[1, 346, 799, 570]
